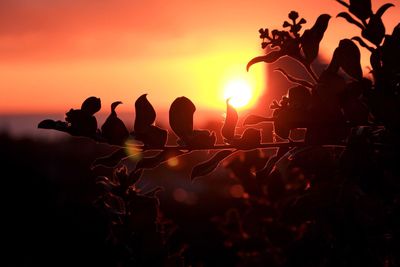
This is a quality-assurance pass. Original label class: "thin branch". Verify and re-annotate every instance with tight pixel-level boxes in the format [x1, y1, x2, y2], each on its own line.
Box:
[126, 141, 306, 152]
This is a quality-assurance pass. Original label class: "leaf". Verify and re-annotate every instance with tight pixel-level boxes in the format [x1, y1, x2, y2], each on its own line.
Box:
[134, 94, 156, 132]
[362, 15, 386, 46]
[370, 49, 382, 70]
[336, 0, 350, 9]
[243, 115, 273, 126]
[301, 14, 331, 63]
[349, 0, 372, 20]
[91, 148, 128, 168]
[221, 99, 238, 141]
[273, 109, 291, 139]
[135, 150, 185, 170]
[375, 3, 394, 19]
[274, 68, 314, 88]
[331, 39, 363, 80]
[81, 96, 101, 115]
[337, 12, 365, 30]
[169, 97, 195, 143]
[231, 128, 262, 149]
[187, 130, 216, 148]
[38, 119, 69, 132]
[247, 51, 284, 71]
[101, 101, 129, 145]
[339, 39, 363, 80]
[288, 85, 312, 109]
[361, 4, 393, 46]
[381, 23, 400, 71]
[128, 169, 144, 186]
[133, 125, 168, 148]
[191, 150, 234, 180]
[351, 36, 374, 52]
[65, 109, 98, 137]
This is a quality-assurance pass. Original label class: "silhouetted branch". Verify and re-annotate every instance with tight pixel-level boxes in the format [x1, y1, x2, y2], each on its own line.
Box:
[125, 141, 306, 152]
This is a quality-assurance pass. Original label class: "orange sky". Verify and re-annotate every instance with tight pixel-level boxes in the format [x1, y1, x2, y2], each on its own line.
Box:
[0, 0, 399, 114]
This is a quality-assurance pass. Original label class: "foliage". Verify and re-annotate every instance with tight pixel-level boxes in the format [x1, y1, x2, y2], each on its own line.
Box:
[37, 0, 400, 266]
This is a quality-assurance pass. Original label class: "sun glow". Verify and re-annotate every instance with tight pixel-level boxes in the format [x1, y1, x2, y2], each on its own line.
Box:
[223, 79, 253, 108]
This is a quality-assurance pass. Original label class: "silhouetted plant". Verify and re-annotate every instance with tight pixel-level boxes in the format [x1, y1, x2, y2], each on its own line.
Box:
[38, 0, 400, 266]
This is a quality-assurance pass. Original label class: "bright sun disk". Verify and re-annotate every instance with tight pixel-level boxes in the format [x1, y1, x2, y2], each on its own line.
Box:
[223, 79, 253, 108]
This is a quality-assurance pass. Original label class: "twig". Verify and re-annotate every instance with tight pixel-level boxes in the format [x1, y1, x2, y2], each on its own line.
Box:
[125, 141, 306, 152]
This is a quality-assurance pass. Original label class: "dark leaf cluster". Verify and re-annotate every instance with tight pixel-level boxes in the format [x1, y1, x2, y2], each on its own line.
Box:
[36, 1, 400, 265]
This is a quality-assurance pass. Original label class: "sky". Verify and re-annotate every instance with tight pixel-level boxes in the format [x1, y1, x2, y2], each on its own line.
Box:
[0, 0, 399, 114]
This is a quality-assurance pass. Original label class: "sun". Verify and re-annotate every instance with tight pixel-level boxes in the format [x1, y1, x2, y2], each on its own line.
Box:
[223, 79, 253, 108]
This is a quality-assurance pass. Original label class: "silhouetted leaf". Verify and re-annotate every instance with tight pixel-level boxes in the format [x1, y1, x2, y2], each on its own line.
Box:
[370, 49, 381, 70]
[221, 99, 238, 142]
[134, 94, 156, 132]
[274, 68, 314, 88]
[231, 128, 262, 149]
[65, 109, 98, 137]
[362, 15, 386, 46]
[129, 169, 144, 186]
[91, 148, 127, 168]
[81, 96, 101, 115]
[351, 36, 374, 52]
[191, 150, 234, 180]
[101, 101, 129, 145]
[136, 150, 185, 170]
[288, 85, 312, 110]
[337, 12, 364, 30]
[133, 125, 168, 148]
[336, 0, 350, 9]
[273, 110, 291, 139]
[375, 3, 394, 19]
[381, 23, 400, 71]
[349, 0, 373, 20]
[332, 39, 363, 80]
[361, 4, 394, 47]
[243, 115, 273, 126]
[38, 119, 69, 132]
[187, 130, 216, 148]
[301, 14, 331, 63]
[133, 95, 168, 147]
[247, 51, 284, 71]
[169, 97, 195, 143]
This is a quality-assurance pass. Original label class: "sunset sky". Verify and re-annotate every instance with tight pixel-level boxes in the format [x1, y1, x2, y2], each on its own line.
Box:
[0, 0, 399, 114]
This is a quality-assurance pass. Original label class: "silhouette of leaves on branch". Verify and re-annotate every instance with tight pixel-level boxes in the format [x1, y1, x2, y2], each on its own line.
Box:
[133, 94, 168, 148]
[248, 11, 330, 82]
[36, 1, 400, 265]
[336, 0, 400, 133]
[169, 96, 216, 148]
[246, 10, 380, 144]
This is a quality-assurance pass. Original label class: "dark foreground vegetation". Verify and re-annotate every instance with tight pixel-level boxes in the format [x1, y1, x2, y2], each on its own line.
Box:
[4, 0, 400, 266]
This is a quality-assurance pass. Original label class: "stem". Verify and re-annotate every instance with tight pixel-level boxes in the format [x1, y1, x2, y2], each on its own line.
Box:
[127, 141, 306, 152]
